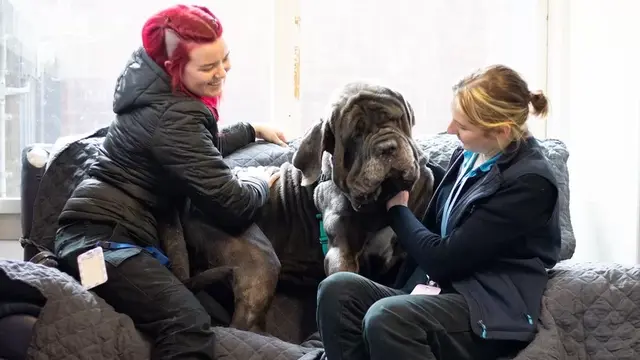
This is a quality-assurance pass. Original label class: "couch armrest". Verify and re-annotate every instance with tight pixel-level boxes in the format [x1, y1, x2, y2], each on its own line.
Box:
[20, 144, 52, 260]
[536, 262, 639, 358]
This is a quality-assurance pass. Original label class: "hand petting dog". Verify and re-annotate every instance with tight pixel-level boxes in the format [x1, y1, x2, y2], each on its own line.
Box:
[253, 124, 288, 147]
[380, 178, 411, 210]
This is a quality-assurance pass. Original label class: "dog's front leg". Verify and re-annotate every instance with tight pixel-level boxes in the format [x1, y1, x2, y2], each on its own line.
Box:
[324, 246, 357, 275]
[314, 181, 362, 276]
[320, 210, 362, 276]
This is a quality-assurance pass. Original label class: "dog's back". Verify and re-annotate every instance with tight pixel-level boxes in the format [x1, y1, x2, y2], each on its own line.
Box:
[256, 162, 327, 288]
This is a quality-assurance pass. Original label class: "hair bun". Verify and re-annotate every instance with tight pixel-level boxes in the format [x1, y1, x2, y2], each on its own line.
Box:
[530, 91, 549, 117]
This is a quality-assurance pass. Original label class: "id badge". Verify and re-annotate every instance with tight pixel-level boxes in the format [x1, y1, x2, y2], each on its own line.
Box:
[411, 283, 441, 295]
[77, 246, 108, 290]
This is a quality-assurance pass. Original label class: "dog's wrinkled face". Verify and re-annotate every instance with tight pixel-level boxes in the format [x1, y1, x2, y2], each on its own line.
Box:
[293, 81, 420, 212]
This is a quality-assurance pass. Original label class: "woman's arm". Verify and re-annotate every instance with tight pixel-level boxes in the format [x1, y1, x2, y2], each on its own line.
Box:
[387, 174, 557, 283]
[152, 103, 268, 231]
[216, 122, 256, 157]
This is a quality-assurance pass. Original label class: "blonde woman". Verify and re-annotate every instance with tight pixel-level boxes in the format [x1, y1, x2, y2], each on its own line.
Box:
[316, 65, 560, 360]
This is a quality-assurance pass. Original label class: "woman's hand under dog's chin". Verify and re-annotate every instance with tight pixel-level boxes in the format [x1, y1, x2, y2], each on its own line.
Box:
[386, 190, 409, 210]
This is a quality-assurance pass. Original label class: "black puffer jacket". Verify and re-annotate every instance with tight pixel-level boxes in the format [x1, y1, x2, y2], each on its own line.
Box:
[57, 47, 269, 254]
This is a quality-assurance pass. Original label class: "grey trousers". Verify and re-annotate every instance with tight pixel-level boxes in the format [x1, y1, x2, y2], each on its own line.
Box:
[316, 272, 524, 360]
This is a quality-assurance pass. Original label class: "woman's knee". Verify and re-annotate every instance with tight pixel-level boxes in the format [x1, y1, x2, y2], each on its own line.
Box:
[317, 272, 366, 305]
[363, 296, 414, 338]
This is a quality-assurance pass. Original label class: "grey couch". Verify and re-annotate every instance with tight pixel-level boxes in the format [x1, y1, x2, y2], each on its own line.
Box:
[4, 128, 640, 360]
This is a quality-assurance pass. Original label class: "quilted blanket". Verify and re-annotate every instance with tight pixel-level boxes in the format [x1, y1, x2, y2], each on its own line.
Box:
[513, 261, 640, 360]
[19, 127, 640, 359]
[19, 128, 323, 359]
[0, 260, 324, 360]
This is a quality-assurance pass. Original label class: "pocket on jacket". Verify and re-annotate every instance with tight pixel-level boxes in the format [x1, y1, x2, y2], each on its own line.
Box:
[463, 272, 536, 337]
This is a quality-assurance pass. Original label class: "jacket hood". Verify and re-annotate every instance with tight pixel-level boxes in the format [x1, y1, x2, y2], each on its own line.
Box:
[112, 47, 174, 114]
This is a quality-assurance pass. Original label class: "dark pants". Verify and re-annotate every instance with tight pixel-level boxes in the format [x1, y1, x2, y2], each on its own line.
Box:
[57, 224, 218, 360]
[317, 272, 524, 360]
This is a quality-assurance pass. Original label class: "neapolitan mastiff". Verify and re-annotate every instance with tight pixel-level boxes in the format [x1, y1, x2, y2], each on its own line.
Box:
[161, 81, 438, 332]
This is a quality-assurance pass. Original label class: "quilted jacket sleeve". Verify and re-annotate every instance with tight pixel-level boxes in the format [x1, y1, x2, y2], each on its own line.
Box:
[152, 103, 269, 230]
[216, 122, 256, 157]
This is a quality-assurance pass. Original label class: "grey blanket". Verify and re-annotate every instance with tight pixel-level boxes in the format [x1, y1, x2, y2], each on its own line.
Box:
[18, 128, 323, 359]
[0, 259, 324, 360]
[514, 261, 640, 359]
[18, 128, 640, 359]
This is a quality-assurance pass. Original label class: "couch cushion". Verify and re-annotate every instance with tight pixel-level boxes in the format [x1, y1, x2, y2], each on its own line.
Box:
[223, 140, 295, 168]
[414, 133, 576, 261]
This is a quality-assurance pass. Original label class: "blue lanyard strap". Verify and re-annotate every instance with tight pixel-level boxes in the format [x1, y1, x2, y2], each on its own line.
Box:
[98, 241, 171, 268]
[440, 151, 501, 237]
[441, 153, 478, 237]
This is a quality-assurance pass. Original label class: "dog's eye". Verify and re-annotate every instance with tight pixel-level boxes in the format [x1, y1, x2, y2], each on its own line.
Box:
[377, 142, 397, 157]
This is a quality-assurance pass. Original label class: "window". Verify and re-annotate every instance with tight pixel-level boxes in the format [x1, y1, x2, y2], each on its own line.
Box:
[0, 0, 283, 213]
[298, 0, 548, 136]
[0, 0, 548, 217]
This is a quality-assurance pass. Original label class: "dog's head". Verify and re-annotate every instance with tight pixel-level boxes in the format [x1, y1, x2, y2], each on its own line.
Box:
[293, 81, 420, 212]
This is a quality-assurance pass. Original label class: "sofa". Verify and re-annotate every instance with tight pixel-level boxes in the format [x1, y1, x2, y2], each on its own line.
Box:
[2, 127, 639, 360]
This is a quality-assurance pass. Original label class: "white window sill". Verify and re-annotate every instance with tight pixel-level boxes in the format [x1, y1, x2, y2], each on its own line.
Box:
[0, 198, 20, 214]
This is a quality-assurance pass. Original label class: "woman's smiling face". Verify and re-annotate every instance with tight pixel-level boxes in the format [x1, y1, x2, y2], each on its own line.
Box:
[181, 37, 231, 97]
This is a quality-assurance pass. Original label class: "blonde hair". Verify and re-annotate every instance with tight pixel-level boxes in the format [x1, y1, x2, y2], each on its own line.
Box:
[453, 65, 549, 143]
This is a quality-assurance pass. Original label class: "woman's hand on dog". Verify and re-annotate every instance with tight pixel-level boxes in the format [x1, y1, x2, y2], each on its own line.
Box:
[253, 124, 288, 147]
[380, 178, 410, 210]
[268, 173, 280, 187]
[386, 190, 409, 210]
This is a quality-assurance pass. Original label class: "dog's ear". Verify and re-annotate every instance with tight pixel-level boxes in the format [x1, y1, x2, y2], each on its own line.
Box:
[393, 90, 415, 131]
[404, 98, 415, 128]
[293, 118, 335, 186]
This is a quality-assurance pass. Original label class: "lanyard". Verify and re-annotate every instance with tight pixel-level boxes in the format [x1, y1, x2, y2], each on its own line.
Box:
[440, 152, 502, 236]
[97, 241, 171, 268]
[440, 153, 478, 237]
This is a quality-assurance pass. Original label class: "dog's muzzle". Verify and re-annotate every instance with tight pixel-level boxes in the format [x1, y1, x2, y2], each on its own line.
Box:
[350, 166, 418, 212]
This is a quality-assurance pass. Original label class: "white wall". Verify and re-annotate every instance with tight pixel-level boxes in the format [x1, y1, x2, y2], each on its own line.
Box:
[547, 0, 640, 264]
[2, 1, 640, 265]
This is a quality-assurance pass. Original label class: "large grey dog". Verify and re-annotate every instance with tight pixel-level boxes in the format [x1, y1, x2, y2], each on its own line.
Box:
[161, 81, 437, 333]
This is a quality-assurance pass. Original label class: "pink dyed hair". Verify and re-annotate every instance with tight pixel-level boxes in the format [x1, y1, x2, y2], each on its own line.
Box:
[142, 5, 223, 115]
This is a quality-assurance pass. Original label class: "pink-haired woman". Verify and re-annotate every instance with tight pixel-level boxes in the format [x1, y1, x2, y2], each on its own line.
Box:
[54, 5, 284, 359]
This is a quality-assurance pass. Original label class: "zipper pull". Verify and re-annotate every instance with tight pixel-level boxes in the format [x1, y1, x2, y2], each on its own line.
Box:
[526, 314, 534, 325]
[477, 320, 487, 338]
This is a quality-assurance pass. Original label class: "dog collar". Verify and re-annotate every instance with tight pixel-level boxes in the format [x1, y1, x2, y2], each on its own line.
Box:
[315, 172, 332, 256]
[316, 213, 329, 255]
